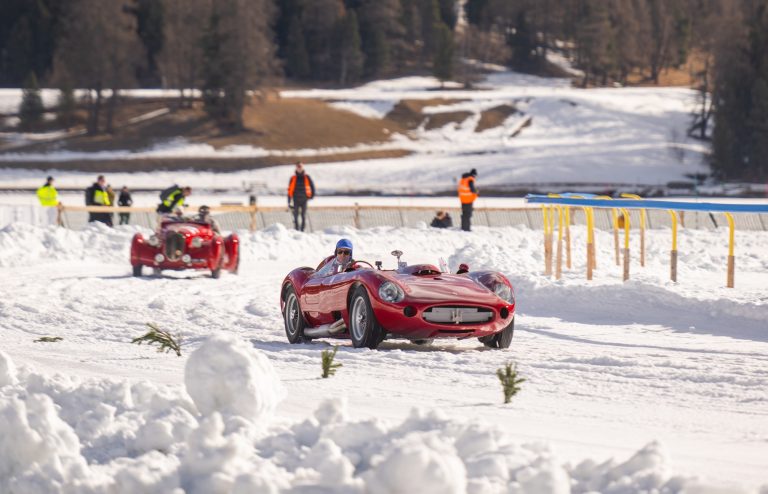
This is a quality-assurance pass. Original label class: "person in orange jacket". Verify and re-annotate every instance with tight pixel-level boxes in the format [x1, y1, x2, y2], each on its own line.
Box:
[457, 168, 478, 231]
[287, 161, 316, 231]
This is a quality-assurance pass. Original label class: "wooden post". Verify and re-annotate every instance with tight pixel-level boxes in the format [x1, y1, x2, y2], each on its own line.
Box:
[588, 209, 597, 270]
[56, 204, 64, 227]
[670, 249, 678, 282]
[724, 213, 735, 288]
[727, 255, 735, 288]
[249, 204, 258, 233]
[623, 248, 630, 281]
[545, 232, 552, 276]
[354, 203, 361, 229]
[586, 242, 594, 280]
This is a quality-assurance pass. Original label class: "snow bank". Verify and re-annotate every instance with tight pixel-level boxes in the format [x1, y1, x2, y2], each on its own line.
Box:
[0, 349, 753, 493]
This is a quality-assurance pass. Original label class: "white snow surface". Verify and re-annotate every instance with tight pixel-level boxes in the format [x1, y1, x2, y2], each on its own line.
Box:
[1, 221, 767, 492]
[1, 72, 709, 193]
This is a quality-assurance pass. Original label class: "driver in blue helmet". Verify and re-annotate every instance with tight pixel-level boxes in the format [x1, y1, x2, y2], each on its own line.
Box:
[318, 238, 355, 276]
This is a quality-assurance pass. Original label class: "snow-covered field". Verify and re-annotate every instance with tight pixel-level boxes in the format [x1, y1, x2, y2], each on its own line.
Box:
[1, 72, 709, 195]
[1, 221, 767, 493]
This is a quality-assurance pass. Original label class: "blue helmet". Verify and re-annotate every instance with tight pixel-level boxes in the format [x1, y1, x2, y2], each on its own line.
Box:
[335, 238, 353, 257]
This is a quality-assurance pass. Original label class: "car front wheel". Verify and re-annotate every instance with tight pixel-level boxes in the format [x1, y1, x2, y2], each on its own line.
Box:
[349, 286, 385, 349]
[480, 317, 514, 349]
[283, 286, 308, 344]
[132, 265, 142, 277]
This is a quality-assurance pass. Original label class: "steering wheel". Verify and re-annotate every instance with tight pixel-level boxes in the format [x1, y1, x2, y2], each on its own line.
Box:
[346, 260, 374, 272]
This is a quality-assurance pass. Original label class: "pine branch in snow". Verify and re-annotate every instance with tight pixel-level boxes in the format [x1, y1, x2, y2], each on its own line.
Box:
[497, 362, 525, 404]
[321, 346, 342, 378]
[34, 336, 63, 343]
[132, 323, 182, 357]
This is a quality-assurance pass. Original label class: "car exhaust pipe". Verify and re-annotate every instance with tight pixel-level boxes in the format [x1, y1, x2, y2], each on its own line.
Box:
[304, 318, 346, 338]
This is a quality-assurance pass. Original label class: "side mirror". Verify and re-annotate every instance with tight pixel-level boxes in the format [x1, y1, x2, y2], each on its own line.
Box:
[375, 260, 383, 270]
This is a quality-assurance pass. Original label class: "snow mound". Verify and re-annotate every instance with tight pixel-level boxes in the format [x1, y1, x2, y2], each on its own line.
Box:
[0, 351, 759, 493]
[184, 334, 285, 419]
[0, 351, 16, 387]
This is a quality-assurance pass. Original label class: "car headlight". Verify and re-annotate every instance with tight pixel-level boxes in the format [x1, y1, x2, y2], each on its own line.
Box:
[148, 235, 160, 247]
[191, 237, 203, 248]
[378, 281, 405, 303]
[493, 283, 514, 303]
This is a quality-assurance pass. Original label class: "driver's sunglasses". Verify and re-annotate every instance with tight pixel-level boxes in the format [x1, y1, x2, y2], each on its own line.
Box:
[336, 249, 352, 256]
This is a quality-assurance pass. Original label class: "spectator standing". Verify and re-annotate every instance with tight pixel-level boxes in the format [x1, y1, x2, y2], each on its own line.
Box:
[430, 210, 453, 228]
[85, 175, 113, 226]
[156, 185, 191, 214]
[118, 186, 133, 225]
[457, 168, 478, 231]
[287, 161, 315, 231]
[36, 175, 60, 225]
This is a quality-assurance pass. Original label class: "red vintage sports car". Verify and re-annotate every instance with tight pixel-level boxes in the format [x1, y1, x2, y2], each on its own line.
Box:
[131, 219, 239, 278]
[280, 250, 515, 349]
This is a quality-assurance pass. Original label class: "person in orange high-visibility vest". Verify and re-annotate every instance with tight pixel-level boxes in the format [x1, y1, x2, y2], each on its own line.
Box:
[287, 161, 316, 231]
[457, 168, 478, 231]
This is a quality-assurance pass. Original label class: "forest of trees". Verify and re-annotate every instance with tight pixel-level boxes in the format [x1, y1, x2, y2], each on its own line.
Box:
[0, 0, 766, 179]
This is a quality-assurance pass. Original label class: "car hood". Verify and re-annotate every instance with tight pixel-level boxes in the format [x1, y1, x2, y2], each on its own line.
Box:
[389, 273, 500, 304]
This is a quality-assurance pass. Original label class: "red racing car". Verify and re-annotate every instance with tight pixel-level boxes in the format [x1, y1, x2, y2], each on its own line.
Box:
[280, 250, 515, 349]
[131, 218, 239, 278]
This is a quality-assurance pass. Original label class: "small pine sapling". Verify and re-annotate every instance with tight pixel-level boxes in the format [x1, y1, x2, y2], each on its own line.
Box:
[132, 323, 182, 357]
[321, 346, 342, 378]
[497, 362, 525, 404]
[34, 336, 63, 343]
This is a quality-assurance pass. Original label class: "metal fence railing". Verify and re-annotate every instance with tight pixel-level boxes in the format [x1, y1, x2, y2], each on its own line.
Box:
[1, 203, 764, 233]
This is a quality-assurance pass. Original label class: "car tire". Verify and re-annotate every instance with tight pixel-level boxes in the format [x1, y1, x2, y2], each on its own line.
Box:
[349, 286, 385, 349]
[411, 339, 434, 346]
[211, 267, 221, 279]
[480, 317, 514, 349]
[283, 285, 308, 344]
[132, 265, 142, 277]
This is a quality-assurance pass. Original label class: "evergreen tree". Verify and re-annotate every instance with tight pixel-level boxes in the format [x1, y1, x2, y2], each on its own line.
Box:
[56, 81, 77, 129]
[127, 0, 165, 86]
[432, 21, 454, 84]
[285, 15, 310, 79]
[711, 2, 768, 180]
[199, 0, 278, 130]
[19, 72, 44, 131]
[336, 10, 364, 85]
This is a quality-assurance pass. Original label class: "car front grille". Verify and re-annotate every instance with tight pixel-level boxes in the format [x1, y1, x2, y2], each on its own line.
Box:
[422, 306, 493, 325]
[164, 232, 185, 261]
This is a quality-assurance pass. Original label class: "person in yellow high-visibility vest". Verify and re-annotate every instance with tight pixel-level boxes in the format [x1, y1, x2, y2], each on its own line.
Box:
[36, 176, 60, 225]
[85, 175, 113, 226]
[457, 168, 478, 231]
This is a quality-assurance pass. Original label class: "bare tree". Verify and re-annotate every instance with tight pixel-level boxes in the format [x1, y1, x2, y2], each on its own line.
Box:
[53, 0, 142, 134]
[158, 0, 211, 107]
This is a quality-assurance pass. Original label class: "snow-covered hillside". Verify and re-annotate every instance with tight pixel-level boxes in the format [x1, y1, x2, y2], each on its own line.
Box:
[1, 222, 766, 492]
[0, 72, 709, 194]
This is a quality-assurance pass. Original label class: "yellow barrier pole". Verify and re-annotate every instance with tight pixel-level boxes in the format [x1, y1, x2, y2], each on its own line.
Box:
[620, 207, 631, 281]
[549, 205, 556, 275]
[568, 195, 595, 279]
[565, 207, 572, 269]
[555, 206, 564, 279]
[542, 206, 552, 276]
[668, 210, 678, 282]
[725, 213, 735, 288]
[621, 194, 646, 267]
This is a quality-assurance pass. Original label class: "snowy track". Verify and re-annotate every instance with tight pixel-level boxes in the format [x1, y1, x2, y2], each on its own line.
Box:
[1, 223, 767, 491]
